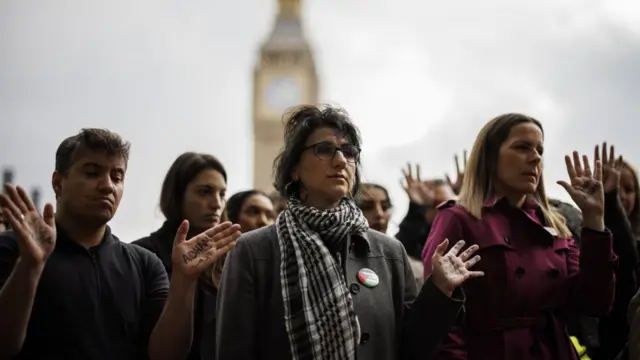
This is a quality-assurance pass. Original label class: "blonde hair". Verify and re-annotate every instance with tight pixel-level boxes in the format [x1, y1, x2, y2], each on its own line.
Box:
[457, 113, 571, 238]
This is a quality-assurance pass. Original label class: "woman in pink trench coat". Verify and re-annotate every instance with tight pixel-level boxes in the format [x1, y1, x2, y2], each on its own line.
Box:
[422, 113, 616, 360]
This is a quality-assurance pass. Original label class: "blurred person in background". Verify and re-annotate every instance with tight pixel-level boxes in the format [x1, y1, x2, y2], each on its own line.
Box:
[209, 189, 276, 288]
[224, 190, 275, 234]
[269, 191, 288, 215]
[133, 151, 229, 360]
[396, 165, 456, 260]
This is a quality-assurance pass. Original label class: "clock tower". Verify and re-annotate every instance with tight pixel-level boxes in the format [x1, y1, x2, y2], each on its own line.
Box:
[252, 0, 319, 192]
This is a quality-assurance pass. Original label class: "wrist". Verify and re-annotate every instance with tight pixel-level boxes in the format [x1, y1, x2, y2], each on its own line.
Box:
[431, 276, 454, 297]
[582, 215, 605, 232]
[15, 258, 45, 279]
[169, 273, 198, 294]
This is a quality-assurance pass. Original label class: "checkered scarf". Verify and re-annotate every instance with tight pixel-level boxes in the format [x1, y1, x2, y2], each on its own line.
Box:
[277, 197, 369, 360]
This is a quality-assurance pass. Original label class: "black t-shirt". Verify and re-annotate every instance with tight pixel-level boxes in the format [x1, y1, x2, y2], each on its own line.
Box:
[0, 225, 169, 359]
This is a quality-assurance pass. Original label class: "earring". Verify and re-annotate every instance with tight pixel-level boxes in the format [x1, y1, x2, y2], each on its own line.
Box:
[284, 179, 298, 197]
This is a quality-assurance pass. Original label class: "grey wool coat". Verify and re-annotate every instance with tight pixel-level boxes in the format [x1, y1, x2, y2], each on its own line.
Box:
[215, 224, 466, 360]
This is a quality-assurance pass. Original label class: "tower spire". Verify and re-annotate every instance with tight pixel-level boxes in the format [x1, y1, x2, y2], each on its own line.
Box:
[278, 0, 301, 18]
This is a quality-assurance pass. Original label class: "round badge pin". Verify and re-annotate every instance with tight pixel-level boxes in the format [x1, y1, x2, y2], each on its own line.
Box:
[357, 268, 379, 288]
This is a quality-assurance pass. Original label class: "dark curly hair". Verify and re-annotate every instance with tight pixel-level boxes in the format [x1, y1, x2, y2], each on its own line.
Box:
[272, 104, 363, 198]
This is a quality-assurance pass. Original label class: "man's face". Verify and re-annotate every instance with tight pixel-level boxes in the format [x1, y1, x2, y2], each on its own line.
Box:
[53, 149, 126, 225]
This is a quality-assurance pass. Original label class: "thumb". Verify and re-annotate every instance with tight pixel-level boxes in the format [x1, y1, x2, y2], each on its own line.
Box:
[43, 203, 55, 228]
[556, 180, 578, 198]
[433, 238, 449, 258]
[173, 220, 189, 246]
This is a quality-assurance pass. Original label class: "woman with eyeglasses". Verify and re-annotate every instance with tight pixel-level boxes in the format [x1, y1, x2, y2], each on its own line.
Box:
[215, 105, 484, 360]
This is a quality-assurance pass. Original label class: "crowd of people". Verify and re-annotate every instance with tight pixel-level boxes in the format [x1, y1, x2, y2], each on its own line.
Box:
[0, 105, 638, 360]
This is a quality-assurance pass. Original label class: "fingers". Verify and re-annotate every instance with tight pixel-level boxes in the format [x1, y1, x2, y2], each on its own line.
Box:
[593, 159, 603, 183]
[458, 244, 479, 262]
[557, 180, 577, 197]
[446, 240, 466, 257]
[608, 144, 615, 165]
[0, 193, 25, 226]
[201, 222, 238, 242]
[582, 155, 592, 178]
[433, 238, 449, 258]
[615, 155, 624, 170]
[42, 204, 55, 228]
[4, 184, 29, 214]
[464, 255, 482, 269]
[594, 144, 600, 164]
[416, 164, 422, 182]
[454, 155, 461, 175]
[602, 142, 608, 165]
[0, 204, 25, 234]
[445, 174, 453, 186]
[213, 229, 240, 253]
[466, 270, 485, 279]
[463, 150, 468, 169]
[572, 151, 583, 176]
[564, 155, 577, 180]
[16, 187, 36, 212]
[173, 220, 189, 246]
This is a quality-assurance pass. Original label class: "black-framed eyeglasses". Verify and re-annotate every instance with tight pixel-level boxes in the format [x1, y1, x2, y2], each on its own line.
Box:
[302, 141, 361, 163]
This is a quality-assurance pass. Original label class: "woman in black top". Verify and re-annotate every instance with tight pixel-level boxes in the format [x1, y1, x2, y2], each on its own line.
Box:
[134, 151, 228, 360]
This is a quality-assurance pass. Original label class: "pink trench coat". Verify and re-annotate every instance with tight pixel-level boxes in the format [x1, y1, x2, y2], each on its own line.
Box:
[422, 198, 617, 360]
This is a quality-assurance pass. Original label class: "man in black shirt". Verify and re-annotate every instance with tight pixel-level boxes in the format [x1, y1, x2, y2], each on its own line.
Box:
[0, 128, 240, 359]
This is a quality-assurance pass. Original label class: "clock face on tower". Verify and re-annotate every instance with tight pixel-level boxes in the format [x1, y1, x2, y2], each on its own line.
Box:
[264, 75, 303, 114]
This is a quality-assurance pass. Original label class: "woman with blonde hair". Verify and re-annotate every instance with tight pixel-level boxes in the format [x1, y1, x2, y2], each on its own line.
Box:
[422, 113, 616, 360]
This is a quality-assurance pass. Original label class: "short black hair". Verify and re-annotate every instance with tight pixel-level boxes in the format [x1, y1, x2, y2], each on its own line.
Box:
[272, 105, 363, 198]
[225, 189, 268, 223]
[55, 128, 131, 174]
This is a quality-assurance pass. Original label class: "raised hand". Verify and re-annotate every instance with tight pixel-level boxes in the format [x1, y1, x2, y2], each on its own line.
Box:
[0, 184, 56, 267]
[557, 151, 605, 221]
[445, 151, 467, 195]
[431, 239, 484, 295]
[171, 220, 241, 279]
[401, 163, 435, 206]
[594, 142, 623, 194]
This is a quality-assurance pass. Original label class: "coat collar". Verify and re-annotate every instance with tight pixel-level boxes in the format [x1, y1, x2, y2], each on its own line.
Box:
[483, 194, 540, 210]
[350, 231, 371, 254]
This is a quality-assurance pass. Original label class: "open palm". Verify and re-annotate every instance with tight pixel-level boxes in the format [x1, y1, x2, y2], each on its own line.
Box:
[0, 184, 56, 266]
[171, 220, 241, 279]
[557, 151, 604, 217]
[594, 143, 623, 193]
[431, 239, 484, 295]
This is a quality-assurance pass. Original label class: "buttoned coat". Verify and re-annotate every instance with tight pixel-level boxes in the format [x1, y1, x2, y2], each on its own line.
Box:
[422, 198, 616, 360]
[216, 224, 465, 360]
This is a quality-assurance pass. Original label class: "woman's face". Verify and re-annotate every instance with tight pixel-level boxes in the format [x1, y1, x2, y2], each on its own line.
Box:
[182, 169, 226, 232]
[495, 122, 544, 198]
[237, 194, 276, 232]
[359, 187, 392, 233]
[295, 127, 359, 208]
[619, 166, 637, 217]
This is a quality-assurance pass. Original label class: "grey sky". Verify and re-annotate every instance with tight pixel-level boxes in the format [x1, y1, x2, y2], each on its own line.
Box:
[1, 0, 639, 239]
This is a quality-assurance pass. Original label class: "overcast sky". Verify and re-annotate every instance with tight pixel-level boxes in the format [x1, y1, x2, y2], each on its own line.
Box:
[1, 0, 639, 240]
